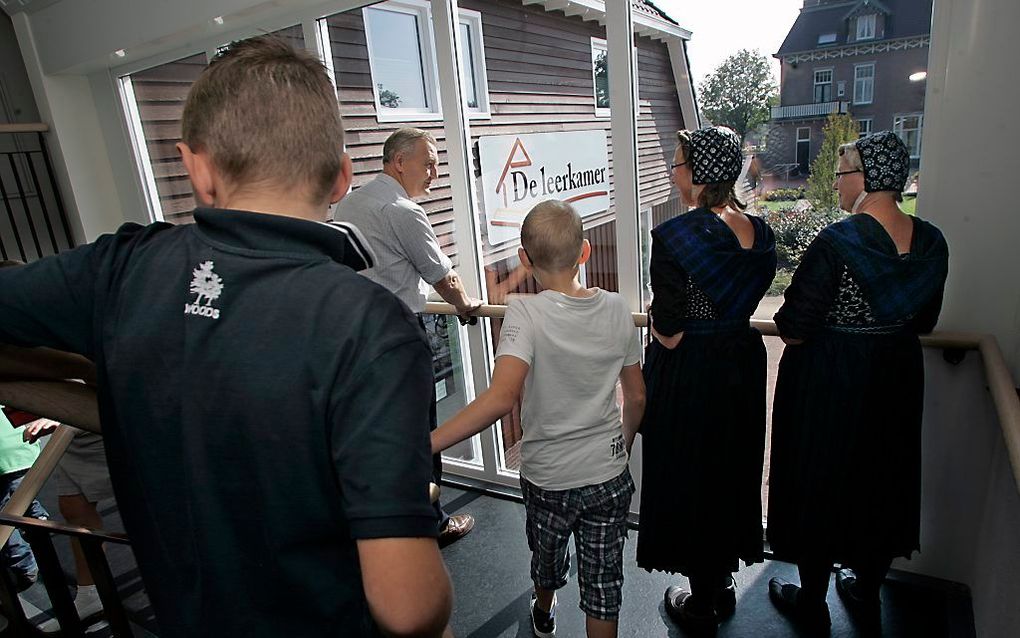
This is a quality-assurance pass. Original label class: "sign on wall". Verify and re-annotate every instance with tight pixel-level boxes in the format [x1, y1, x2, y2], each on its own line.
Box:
[478, 130, 611, 246]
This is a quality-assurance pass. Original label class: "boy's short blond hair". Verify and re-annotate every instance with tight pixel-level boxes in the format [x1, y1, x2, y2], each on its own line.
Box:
[181, 36, 343, 203]
[521, 200, 583, 271]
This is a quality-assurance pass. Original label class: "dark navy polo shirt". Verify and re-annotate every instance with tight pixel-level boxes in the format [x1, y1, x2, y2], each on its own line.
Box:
[0, 208, 438, 637]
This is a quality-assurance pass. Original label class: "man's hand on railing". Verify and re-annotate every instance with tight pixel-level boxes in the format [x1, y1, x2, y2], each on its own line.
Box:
[455, 299, 484, 326]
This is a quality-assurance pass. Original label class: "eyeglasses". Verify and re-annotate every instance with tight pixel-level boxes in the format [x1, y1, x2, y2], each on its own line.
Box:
[835, 169, 862, 177]
[670, 161, 687, 170]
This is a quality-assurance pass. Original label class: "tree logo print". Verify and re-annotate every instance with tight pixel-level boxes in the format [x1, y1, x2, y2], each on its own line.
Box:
[190, 261, 223, 306]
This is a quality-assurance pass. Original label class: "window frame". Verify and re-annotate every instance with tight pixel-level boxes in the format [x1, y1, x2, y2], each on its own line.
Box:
[893, 113, 924, 159]
[817, 32, 838, 45]
[457, 8, 491, 120]
[854, 62, 875, 105]
[857, 117, 873, 137]
[363, 0, 444, 123]
[856, 13, 877, 41]
[591, 37, 610, 117]
[813, 67, 833, 103]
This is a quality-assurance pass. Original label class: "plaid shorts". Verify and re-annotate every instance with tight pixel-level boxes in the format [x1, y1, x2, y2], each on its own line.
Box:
[521, 468, 635, 620]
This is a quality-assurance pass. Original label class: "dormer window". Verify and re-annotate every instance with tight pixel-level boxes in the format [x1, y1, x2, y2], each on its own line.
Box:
[818, 32, 837, 45]
[856, 14, 876, 40]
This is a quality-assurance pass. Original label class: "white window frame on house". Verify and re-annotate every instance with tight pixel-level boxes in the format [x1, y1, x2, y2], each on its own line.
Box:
[854, 63, 875, 105]
[363, 0, 443, 123]
[796, 126, 811, 162]
[817, 32, 838, 45]
[857, 117, 873, 137]
[591, 37, 610, 117]
[893, 113, 924, 158]
[457, 8, 491, 119]
[813, 68, 833, 103]
[856, 13, 877, 40]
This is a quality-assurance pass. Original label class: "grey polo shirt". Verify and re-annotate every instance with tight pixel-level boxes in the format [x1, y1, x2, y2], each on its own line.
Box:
[333, 173, 452, 313]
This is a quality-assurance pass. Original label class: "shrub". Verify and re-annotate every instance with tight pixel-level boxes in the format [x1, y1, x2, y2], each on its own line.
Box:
[767, 269, 793, 297]
[764, 187, 804, 202]
[763, 207, 846, 272]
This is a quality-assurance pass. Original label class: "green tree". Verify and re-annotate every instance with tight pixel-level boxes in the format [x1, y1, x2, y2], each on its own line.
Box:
[698, 49, 778, 142]
[805, 113, 858, 210]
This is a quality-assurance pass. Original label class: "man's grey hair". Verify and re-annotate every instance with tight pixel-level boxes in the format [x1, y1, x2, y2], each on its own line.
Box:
[383, 128, 437, 164]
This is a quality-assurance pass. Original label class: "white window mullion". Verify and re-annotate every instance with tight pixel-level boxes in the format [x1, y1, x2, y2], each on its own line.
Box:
[430, 0, 505, 485]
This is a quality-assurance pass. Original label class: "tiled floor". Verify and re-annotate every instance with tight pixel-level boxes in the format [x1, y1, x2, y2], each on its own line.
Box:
[2, 479, 973, 637]
[440, 487, 974, 638]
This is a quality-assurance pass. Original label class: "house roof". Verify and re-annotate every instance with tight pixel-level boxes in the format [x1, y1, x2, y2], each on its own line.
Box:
[634, 0, 679, 26]
[776, 0, 933, 57]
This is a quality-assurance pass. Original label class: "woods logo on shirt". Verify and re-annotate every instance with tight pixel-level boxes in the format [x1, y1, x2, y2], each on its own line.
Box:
[184, 261, 223, 320]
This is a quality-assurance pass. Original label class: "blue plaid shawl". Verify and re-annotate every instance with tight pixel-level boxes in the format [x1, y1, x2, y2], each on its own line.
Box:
[818, 214, 949, 323]
[653, 207, 777, 320]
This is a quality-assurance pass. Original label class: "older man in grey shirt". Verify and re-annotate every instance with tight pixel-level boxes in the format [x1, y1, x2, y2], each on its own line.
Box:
[334, 127, 480, 545]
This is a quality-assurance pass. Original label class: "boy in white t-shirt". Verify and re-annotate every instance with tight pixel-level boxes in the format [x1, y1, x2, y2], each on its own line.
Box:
[432, 200, 645, 638]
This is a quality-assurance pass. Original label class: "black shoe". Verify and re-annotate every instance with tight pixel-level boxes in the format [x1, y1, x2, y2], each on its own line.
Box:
[530, 594, 556, 637]
[715, 576, 737, 618]
[664, 585, 718, 635]
[835, 568, 880, 609]
[836, 569, 882, 631]
[768, 577, 831, 634]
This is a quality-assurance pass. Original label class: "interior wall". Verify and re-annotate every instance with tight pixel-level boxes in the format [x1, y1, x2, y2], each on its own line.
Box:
[920, 0, 1020, 380]
[0, 13, 40, 123]
[898, 350, 1020, 638]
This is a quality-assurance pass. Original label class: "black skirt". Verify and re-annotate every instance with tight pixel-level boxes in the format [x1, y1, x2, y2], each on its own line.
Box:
[636, 328, 767, 575]
[766, 330, 924, 564]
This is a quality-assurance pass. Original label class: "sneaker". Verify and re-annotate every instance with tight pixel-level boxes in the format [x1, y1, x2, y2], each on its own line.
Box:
[768, 577, 831, 634]
[530, 593, 556, 638]
[664, 585, 718, 635]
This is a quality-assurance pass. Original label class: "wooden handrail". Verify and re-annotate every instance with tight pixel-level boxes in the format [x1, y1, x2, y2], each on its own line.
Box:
[0, 425, 77, 548]
[0, 123, 48, 134]
[425, 301, 1020, 494]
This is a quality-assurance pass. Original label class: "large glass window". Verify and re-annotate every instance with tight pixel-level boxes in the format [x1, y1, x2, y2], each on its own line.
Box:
[120, 52, 208, 224]
[321, 4, 480, 466]
[854, 63, 875, 104]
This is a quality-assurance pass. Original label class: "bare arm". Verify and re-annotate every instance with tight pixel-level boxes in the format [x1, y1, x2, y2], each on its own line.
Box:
[357, 537, 452, 637]
[619, 363, 645, 452]
[432, 269, 482, 316]
[0, 344, 96, 384]
[432, 355, 529, 454]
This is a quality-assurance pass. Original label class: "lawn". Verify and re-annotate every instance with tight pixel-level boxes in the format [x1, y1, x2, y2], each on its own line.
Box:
[760, 200, 798, 211]
[902, 196, 917, 215]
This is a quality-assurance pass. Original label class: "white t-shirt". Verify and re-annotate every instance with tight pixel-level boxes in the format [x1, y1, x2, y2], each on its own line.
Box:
[496, 289, 642, 490]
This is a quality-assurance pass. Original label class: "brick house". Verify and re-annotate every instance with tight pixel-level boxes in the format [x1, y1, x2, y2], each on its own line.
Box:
[768, 0, 931, 181]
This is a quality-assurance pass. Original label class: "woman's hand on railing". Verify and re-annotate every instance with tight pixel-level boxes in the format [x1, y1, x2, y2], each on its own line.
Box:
[650, 325, 683, 350]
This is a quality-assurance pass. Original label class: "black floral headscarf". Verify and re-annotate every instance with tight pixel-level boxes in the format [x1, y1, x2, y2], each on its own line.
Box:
[689, 126, 743, 185]
[855, 131, 910, 193]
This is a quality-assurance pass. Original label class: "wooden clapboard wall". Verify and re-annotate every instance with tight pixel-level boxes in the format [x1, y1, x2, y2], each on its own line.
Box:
[127, 3, 685, 279]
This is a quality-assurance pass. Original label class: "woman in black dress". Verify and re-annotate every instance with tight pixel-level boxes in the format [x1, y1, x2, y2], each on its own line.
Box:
[766, 131, 949, 632]
[637, 126, 777, 634]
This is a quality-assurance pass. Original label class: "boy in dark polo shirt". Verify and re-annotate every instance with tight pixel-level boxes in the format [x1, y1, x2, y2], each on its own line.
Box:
[0, 37, 451, 637]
